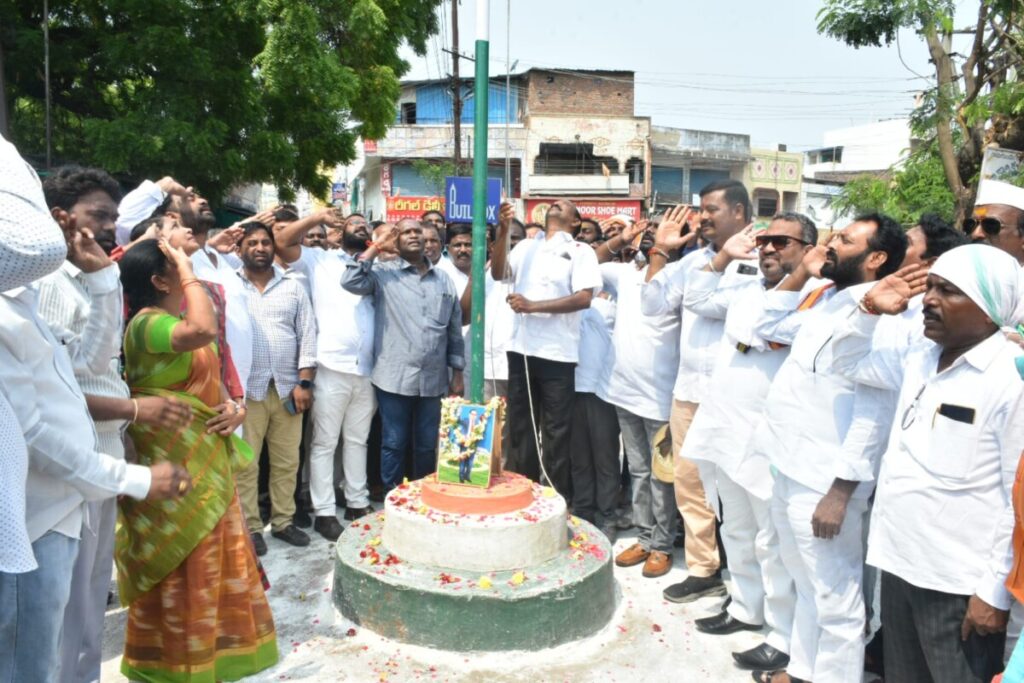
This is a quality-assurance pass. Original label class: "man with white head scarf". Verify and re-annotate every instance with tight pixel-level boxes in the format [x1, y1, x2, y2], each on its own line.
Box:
[830, 244, 1024, 683]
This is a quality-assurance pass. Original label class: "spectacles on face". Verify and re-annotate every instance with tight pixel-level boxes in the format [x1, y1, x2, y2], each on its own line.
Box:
[962, 217, 1004, 236]
[754, 235, 810, 250]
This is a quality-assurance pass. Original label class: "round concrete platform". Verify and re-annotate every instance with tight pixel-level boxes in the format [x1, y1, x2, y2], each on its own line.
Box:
[334, 512, 617, 651]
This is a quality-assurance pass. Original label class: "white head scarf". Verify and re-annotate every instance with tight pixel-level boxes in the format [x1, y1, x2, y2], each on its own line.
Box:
[930, 244, 1024, 329]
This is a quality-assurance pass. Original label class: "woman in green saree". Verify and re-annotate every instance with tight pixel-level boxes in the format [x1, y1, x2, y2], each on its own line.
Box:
[116, 238, 277, 682]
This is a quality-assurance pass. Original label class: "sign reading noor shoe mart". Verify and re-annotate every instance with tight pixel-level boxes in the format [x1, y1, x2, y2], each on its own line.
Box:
[444, 176, 502, 223]
[525, 198, 643, 224]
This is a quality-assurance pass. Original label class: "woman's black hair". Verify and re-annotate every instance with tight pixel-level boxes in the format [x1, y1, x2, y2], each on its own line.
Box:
[119, 238, 170, 319]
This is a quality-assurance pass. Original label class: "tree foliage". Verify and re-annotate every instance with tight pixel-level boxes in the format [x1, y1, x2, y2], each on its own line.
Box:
[831, 143, 957, 223]
[411, 158, 457, 196]
[817, 0, 1024, 221]
[0, 0, 441, 201]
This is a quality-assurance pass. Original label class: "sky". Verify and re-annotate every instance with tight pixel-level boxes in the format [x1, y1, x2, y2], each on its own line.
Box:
[397, 0, 955, 151]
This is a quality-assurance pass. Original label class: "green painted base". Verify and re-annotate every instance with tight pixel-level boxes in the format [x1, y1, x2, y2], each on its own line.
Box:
[333, 512, 617, 651]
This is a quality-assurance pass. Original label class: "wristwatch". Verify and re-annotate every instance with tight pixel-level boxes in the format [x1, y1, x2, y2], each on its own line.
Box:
[298, 379, 314, 390]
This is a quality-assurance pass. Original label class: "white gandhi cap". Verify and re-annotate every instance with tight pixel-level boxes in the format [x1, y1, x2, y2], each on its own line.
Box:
[975, 179, 1024, 212]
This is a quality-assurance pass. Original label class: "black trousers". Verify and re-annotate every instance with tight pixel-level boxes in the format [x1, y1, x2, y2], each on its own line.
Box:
[881, 570, 1005, 683]
[505, 352, 575, 499]
[568, 392, 621, 525]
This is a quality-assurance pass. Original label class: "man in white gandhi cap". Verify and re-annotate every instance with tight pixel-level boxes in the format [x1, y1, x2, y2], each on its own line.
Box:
[827, 244, 1024, 683]
[968, 179, 1024, 265]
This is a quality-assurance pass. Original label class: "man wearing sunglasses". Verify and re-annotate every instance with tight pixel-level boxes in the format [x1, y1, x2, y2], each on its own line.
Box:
[679, 212, 818, 673]
[966, 179, 1024, 265]
[831, 244, 1024, 683]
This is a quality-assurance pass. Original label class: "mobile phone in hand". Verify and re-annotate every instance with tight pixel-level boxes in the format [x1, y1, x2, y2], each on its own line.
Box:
[282, 395, 298, 415]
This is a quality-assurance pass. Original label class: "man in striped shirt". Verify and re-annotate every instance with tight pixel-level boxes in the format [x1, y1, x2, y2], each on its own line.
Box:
[234, 222, 317, 555]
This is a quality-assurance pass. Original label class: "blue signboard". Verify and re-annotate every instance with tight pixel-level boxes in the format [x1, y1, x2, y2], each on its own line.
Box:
[444, 177, 502, 223]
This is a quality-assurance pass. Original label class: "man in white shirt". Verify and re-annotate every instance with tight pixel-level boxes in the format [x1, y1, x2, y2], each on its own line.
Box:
[832, 244, 1024, 683]
[749, 214, 907, 683]
[0, 134, 74, 581]
[569, 290, 619, 538]
[636, 180, 754, 589]
[437, 222, 471, 297]
[490, 199, 602, 499]
[277, 208, 375, 542]
[38, 166, 193, 683]
[966, 179, 1024, 265]
[680, 213, 818, 672]
[0, 221, 189, 682]
[593, 219, 685, 578]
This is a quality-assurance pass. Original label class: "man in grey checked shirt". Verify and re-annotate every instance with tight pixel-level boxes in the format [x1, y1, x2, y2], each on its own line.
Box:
[234, 222, 317, 555]
[342, 218, 464, 492]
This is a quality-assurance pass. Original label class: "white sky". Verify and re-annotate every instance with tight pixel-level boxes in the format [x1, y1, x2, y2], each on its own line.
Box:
[398, 0, 956, 150]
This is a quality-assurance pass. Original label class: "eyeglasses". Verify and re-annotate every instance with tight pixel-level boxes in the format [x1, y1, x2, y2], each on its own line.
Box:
[962, 217, 1004, 236]
[900, 383, 927, 430]
[754, 235, 810, 249]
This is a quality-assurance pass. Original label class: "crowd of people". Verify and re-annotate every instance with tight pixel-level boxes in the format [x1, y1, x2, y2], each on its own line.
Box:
[3, 124, 1024, 683]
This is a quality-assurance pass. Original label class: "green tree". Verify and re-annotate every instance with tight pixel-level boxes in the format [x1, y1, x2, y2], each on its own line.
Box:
[0, 0, 441, 201]
[817, 0, 1024, 220]
[411, 158, 457, 196]
[832, 142, 957, 223]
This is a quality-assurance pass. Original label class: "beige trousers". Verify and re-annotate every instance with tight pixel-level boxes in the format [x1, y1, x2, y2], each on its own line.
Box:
[237, 384, 303, 533]
[669, 399, 721, 577]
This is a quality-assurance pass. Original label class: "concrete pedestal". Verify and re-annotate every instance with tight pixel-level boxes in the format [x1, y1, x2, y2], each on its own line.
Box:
[334, 511, 616, 651]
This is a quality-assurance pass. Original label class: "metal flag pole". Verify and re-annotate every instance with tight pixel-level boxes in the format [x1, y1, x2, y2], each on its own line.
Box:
[469, 0, 490, 404]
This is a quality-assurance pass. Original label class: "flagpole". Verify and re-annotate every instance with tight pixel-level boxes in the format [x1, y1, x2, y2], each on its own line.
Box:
[469, 0, 490, 404]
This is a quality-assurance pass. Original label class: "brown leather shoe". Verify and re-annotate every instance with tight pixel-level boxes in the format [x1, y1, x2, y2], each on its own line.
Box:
[615, 543, 651, 567]
[642, 550, 672, 578]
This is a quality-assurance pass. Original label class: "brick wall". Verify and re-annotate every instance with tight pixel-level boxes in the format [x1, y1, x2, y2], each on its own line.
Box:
[526, 70, 634, 117]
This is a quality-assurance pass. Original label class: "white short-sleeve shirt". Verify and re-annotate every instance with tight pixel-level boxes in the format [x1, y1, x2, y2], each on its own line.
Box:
[506, 231, 602, 364]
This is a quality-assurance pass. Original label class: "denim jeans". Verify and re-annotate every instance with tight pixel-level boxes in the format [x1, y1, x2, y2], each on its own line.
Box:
[0, 530, 80, 682]
[374, 388, 442, 490]
[615, 407, 675, 553]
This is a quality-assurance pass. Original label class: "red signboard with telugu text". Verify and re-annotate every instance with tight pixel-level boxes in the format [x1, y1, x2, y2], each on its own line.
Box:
[386, 196, 445, 221]
[525, 198, 643, 225]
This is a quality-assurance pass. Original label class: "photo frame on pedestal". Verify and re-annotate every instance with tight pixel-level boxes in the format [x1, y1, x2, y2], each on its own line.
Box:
[436, 398, 504, 488]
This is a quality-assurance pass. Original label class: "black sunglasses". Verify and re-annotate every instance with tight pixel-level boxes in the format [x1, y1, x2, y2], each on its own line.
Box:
[962, 217, 1004, 236]
[754, 235, 810, 249]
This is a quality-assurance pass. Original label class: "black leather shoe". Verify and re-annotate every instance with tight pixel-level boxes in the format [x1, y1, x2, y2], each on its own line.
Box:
[734, 643, 790, 671]
[314, 515, 344, 542]
[344, 506, 373, 521]
[293, 509, 312, 528]
[695, 610, 762, 635]
[251, 532, 268, 556]
[272, 524, 311, 547]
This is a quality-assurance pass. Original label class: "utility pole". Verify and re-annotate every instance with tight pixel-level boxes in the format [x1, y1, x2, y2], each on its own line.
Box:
[451, 0, 463, 174]
[43, 0, 52, 168]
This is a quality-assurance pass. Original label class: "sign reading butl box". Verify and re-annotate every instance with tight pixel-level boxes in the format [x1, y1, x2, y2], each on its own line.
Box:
[444, 176, 502, 223]
[386, 196, 444, 221]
